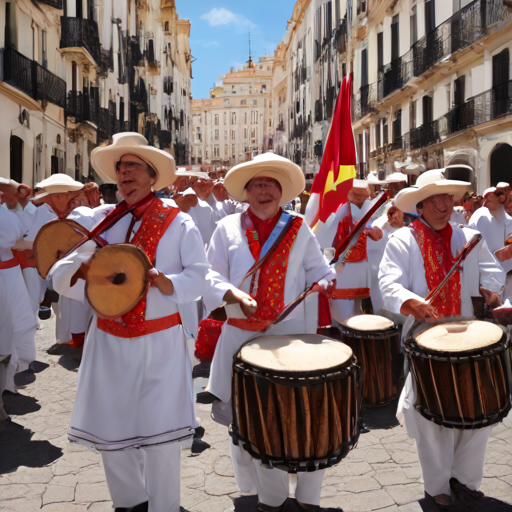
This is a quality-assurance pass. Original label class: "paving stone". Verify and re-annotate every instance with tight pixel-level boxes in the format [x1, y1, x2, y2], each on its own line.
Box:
[323, 489, 395, 511]
[339, 475, 381, 493]
[75, 482, 112, 502]
[42, 505, 88, 511]
[42, 484, 75, 504]
[204, 472, 239, 496]
[385, 483, 424, 506]
[214, 456, 235, 477]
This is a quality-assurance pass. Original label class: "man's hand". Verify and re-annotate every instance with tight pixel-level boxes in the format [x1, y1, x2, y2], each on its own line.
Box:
[148, 268, 174, 296]
[311, 279, 336, 296]
[70, 262, 90, 288]
[366, 226, 383, 241]
[479, 286, 502, 308]
[494, 245, 512, 263]
[400, 298, 440, 322]
[223, 288, 258, 318]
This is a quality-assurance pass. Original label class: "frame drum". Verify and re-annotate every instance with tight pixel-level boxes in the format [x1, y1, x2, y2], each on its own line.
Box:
[231, 334, 361, 472]
[86, 244, 151, 319]
[339, 315, 403, 406]
[404, 320, 512, 429]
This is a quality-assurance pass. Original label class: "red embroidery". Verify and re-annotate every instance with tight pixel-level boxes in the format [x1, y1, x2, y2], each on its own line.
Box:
[330, 287, 370, 299]
[97, 198, 180, 337]
[411, 220, 461, 318]
[98, 312, 181, 338]
[228, 217, 303, 331]
[333, 210, 367, 263]
[246, 228, 260, 261]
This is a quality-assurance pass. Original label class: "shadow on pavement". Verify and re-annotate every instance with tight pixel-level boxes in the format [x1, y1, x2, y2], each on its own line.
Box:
[0, 419, 62, 474]
[418, 495, 512, 511]
[361, 398, 400, 430]
[30, 360, 50, 373]
[57, 355, 80, 372]
[3, 392, 41, 416]
[232, 496, 344, 511]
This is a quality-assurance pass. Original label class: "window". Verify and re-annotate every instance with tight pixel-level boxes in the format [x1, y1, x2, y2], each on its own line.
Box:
[240, 99, 247, 106]
[214, 114, 219, 125]
[410, 101, 417, 130]
[225, 145, 228, 157]
[252, 100, 257, 106]
[223, 99, 229, 105]
[244, 112, 248, 124]
[232, 85, 236, 94]
[196, 127, 202, 141]
[223, 112, 227, 124]
[215, 129, 219, 140]
[262, 84, 267, 93]
[206, 148, 209, 158]
[391, 15, 399, 62]
[376, 121, 381, 148]
[251, 111, 258, 124]
[382, 118, 389, 145]
[377, 33, 383, 73]
[231, 112, 237, 124]
[198, 114, 202, 123]
[393, 109, 402, 140]
[410, 6, 417, 46]
[231, 130, 236, 140]
[232, 144, 235, 156]
[214, 146, 220, 157]
[244, 128, 248, 139]
[224, 130, 227, 139]
[251, 127, 256, 139]
[164, 21, 169, 32]
[42, 30, 48, 68]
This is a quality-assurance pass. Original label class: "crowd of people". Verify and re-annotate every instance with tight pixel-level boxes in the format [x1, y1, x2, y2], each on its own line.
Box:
[1, 132, 511, 512]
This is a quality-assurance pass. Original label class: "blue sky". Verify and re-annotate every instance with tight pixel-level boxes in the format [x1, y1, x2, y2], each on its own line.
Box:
[175, 1, 296, 99]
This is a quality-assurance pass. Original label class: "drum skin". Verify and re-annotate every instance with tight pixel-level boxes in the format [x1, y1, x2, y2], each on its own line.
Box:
[86, 244, 151, 319]
[231, 334, 362, 472]
[34, 219, 88, 278]
[339, 315, 403, 407]
[404, 320, 512, 429]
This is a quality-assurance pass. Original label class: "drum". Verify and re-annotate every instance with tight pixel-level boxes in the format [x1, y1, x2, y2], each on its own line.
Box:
[339, 315, 403, 406]
[34, 220, 88, 278]
[85, 244, 151, 319]
[231, 334, 361, 472]
[404, 320, 512, 429]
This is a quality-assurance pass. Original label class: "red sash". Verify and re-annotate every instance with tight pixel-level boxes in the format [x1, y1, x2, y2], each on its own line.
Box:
[410, 219, 461, 318]
[97, 198, 181, 338]
[332, 210, 367, 263]
[227, 216, 303, 332]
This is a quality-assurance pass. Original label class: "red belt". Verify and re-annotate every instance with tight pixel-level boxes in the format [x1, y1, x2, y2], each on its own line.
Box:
[330, 287, 370, 300]
[0, 257, 20, 270]
[97, 312, 182, 338]
[12, 249, 37, 269]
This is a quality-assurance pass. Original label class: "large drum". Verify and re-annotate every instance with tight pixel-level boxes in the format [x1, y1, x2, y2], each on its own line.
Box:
[404, 320, 512, 429]
[339, 315, 403, 406]
[86, 244, 151, 319]
[231, 334, 361, 473]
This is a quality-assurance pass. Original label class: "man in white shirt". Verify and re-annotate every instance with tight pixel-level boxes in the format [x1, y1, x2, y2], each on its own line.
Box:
[379, 169, 504, 511]
[202, 153, 335, 512]
[49, 133, 209, 512]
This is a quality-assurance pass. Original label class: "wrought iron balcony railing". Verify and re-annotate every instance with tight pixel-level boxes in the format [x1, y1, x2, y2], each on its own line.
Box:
[315, 99, 322, 122]
[353, 82, 379, 121]
[60, 17, 101, 65]
[378, 50, 413, 100]
[410, 120, 440, 150]
[66, 90, 100, 124]
[35, 63, 66, 108]
[325, 86, 336, 119]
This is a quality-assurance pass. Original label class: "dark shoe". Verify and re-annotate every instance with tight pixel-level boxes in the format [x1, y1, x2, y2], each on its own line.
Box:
[196, 391, 219, 404]
[191, 438, 210, 454]
[47, 343, 82, 360]
[258, 501, 286, 512]
[115, 502, 149, 512]
[424, 492, 456, 511]
[194, 426, 205, 439]
[192, 360, 211, 379]
[295, 499, 321, 511]
[449, 478, 497, 511]
[38, 307, 52, 320]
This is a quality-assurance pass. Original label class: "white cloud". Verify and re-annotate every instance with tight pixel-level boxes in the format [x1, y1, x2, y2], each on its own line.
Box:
[200, 8, 256, 29]
[203, 40, 220, 48]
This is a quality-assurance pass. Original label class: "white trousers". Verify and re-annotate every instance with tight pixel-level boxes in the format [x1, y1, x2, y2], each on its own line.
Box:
[330, 298, 362, 324]
[230, 440, 325, 507]
[101, 443, 181, 512]
[404, 407, 491, 496]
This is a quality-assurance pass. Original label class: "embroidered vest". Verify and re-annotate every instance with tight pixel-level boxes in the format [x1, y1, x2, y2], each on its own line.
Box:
[97, 198, 180, 337]
[410, 219, 461, 318]
[333, 209, 367, 263]
[228, 216, 303, 332]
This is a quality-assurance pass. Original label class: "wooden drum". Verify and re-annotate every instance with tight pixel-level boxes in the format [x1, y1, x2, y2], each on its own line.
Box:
[231, 334, 361, 472]
[404, 320, 512, 429]
[339, 315, 403, 406]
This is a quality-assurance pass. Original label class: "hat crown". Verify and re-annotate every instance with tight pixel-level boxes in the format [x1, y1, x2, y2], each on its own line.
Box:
[111, 132, 149, 148]
[37, 173, 83, 189]
[415, 169, 446, 188]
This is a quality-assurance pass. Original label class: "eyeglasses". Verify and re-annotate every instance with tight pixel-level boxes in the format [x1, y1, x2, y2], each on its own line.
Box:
[116, 161, 145, 172]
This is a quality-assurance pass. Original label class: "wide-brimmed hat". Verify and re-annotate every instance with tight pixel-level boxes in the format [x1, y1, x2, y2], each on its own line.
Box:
[176, 169, 210, 179]
[393, 169, 471, 214]
[33, 174, 84, 199]
[385, 172, 408, 184]
[224, 153, 305, 206]
[91, 133, 176, 191]
[352, 179, 371, 192]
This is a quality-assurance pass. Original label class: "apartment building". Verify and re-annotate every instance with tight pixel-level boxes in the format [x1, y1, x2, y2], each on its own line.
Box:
[0, 0, 191, 185]
[191, 54, 273, 166]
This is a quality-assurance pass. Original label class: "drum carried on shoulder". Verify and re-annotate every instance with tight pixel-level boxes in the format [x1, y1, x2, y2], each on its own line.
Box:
[231, 334, 362, 473]
[338, 315, 403, 407]
[404, 319, 512, 429]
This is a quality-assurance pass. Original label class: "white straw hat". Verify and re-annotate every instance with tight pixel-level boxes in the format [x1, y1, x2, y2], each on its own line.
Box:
[224, 153, 305, 206]
[393, 169, 471, 214]
[91, 132, 176, 191]
[34, 174, 84, 199]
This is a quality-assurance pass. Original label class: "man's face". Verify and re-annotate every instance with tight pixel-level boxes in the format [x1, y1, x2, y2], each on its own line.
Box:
[483, 192, 502, 211]
[245, 177, 282, 219]
[48, 192, 77, 216]
[422, 193, 454, 226]
[116, 154, 155, 205]
[387, 206, 405, 229]
[496, 188, 508, 205]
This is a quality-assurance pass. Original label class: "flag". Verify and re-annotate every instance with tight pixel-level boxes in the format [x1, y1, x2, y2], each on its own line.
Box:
[305, 75, 357, 228]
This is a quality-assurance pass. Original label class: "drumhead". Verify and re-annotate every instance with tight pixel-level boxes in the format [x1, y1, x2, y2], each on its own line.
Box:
[240, 334, 353, 372]
[86, 244, 151, 319]
[416, 320, 504, 352]
[342, 314, 395, 331]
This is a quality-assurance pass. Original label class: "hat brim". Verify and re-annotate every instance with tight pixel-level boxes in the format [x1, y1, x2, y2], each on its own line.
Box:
[91, 146, 176, 191]
[224, 160, 305, 206]
[394, 180, 471, 213]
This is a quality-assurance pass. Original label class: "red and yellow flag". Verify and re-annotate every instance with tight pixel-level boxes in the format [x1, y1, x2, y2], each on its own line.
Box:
[305, 75, 357, 227]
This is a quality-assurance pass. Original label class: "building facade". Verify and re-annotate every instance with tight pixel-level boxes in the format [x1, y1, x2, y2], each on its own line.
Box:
[0, 0, 192, 186]
[191, 54, 273, 167]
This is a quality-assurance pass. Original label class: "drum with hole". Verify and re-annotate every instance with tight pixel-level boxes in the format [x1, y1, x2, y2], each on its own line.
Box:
[404, 320, 512, 429]
[231, 334, 362, 472]
[338, 315, 403, 406]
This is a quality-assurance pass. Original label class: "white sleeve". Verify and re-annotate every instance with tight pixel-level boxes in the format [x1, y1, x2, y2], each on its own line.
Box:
[379, 235, 426, 314]
[303, 226, 337, 286]
[477, 238, 506, 293]
[0, 209, 23, 250]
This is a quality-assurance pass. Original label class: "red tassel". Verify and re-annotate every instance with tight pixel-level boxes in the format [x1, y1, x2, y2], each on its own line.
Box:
[317, 294, 332, 328]
[195, 319, 224, 362]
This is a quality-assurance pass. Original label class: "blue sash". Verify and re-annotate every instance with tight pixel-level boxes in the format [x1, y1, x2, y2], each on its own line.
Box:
[259, 212, 294, 260]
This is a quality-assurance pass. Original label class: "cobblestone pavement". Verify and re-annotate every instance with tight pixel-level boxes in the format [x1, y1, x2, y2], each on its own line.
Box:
[1, 316, 512, 511]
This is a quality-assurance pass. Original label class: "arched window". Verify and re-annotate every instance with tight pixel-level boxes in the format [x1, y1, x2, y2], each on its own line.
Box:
[164, 21, 169, 32]
[490, 143, 512, 186]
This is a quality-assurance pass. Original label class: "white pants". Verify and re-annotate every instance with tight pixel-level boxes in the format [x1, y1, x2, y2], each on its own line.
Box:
[404, 407, 491, 496]
[22, 268, 46, 319]
[330, 298, 362, 324]
[230, 440, 325, 507]
[101, 443, 181, 512]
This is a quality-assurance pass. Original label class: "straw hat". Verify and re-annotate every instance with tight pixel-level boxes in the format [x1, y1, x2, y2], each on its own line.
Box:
[352, 179, 371, 192]
[224, 153, 305, 206]
[393, 169, 471, 214]
[91, 133, 176, 191]
[176, 169, 210, 179]
[34, 174, 84, 199]
[384, 172, 408, 184]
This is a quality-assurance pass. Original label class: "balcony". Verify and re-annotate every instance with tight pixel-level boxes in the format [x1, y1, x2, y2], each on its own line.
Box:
[0, 47, 65, 108]
[353, 82, 378, 121]
[60, 17, 101, 65]
[412, 0, 511, 78]
[66, 90, 99, 124]
[379, 50, 413, 100]
[410, 120, 440, 150]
